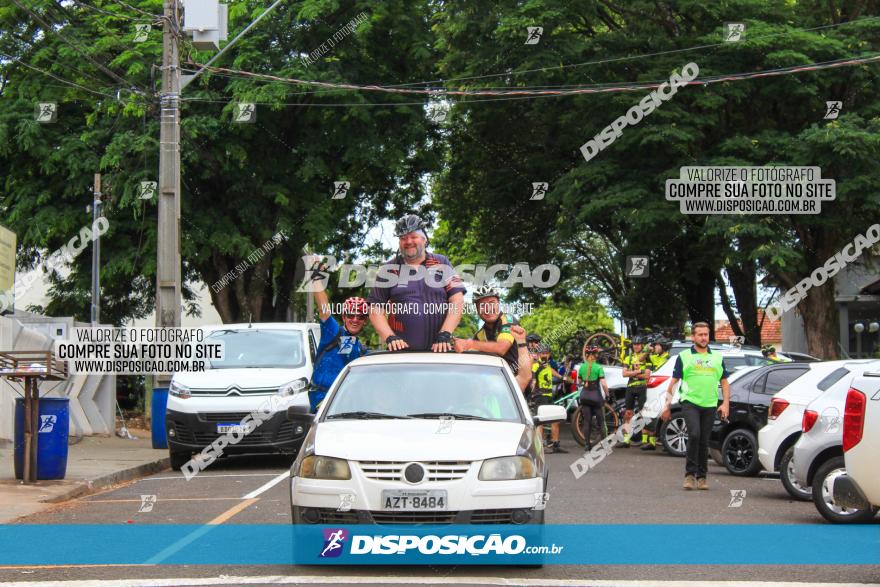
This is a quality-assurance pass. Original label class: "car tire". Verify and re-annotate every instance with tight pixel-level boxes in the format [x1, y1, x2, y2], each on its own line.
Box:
[779, 446, 811, 501]
[709, 448, 724, 467]
[169, 450, 191, 471]
[660, 414, 687, 457]
[811, 456, 879, 524]
[721, 428, 762, 477]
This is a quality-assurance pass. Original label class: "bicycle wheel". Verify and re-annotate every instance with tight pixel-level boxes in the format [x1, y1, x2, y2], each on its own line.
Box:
[585, 332, 621, 365]
[603, 402, 620, 436]
[570, 407, 587, 447]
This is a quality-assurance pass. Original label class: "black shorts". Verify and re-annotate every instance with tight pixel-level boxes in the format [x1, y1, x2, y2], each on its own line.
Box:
[533, 393, 553, 406]
[625, 386, 647, 411]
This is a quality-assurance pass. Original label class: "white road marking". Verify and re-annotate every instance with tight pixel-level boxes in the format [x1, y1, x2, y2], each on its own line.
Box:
[141, 473, 282, 481]
[0, 577, 872, 587]
[242, 470, 290, 499]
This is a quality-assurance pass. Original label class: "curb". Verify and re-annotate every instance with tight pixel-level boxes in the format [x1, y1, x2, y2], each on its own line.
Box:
[43, 457, 170, 503]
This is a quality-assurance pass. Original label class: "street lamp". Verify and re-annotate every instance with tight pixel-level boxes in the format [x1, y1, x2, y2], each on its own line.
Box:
[854, 322, 865, 357]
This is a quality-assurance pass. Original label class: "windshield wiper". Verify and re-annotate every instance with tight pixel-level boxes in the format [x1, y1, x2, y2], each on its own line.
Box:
[326, 411, 413, 420]
[407, 412, 490, 420]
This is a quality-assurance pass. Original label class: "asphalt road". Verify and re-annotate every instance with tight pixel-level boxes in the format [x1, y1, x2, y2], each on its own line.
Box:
[1, 434, 878, 586]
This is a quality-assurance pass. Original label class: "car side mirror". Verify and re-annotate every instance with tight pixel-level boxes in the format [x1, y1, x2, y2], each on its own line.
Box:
[286, 404, 313, 421]
[533, 404, 566, 425]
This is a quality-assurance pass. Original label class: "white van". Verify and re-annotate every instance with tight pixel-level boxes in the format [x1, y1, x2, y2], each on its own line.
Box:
[166, 322, 319, 470]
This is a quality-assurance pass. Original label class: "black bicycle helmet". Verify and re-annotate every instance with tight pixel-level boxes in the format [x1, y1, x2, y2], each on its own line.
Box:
[631, 335, 645, 345]
[526, 333, 542, 344]
[394, 213, 428, 237]
[761, 344, 776, 356]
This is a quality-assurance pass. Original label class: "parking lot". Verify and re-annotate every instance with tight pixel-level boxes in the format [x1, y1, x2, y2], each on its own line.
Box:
[2, 435, 877, 586]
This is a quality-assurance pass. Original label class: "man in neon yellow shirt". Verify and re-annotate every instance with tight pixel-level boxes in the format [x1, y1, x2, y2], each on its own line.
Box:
[661, 322, 730, 490]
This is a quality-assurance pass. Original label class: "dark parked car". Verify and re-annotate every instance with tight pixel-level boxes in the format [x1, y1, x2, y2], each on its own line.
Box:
[709, 362, 811, 476]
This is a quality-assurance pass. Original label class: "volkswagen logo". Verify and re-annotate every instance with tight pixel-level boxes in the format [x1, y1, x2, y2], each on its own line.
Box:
[403, 463, 425, 484]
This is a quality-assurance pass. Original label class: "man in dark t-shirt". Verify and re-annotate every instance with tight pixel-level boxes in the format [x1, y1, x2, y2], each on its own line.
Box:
[368, 214, 466, 351]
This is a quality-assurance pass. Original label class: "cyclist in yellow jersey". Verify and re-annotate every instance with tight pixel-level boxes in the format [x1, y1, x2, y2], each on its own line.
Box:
[641, 337, 672, 451]
[531, 344, 566, 453]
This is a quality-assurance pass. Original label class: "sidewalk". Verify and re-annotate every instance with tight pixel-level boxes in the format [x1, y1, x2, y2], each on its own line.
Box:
[0, 429, 168, 523]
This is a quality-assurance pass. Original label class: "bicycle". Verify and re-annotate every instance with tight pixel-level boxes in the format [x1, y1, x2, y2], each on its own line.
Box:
[584, 331, 630, 366]
[528, 383, 621, 448]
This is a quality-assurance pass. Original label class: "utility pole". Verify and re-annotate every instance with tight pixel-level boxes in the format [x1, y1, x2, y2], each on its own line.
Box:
[157, 0, 182, 388]
[90, 173, 102, 326]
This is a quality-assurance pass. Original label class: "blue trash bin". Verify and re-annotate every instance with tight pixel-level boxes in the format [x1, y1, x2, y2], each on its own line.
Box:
[151, 387, 169, 449]
[14, 397, 70, 480]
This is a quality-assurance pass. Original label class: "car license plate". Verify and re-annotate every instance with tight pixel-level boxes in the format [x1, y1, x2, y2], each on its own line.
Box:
[381, 490, 447, 510]
[216, 423, 246, 434]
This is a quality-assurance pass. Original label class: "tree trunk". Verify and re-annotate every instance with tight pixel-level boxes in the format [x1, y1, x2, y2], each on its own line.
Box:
[727, 259, 760, 346]
[797, 283, 839, 359]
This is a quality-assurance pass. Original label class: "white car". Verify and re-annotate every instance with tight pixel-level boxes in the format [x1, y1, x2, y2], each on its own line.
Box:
[757, 360, 879, 500]
[288, 351, 565, 525]
[836, 367, 880, 513]
[166, 323, 319, 470]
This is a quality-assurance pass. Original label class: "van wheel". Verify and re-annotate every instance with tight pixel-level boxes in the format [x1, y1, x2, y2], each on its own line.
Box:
[169, 450, 191, 471]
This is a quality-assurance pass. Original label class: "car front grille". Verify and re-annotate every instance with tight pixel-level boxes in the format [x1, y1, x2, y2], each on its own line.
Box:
[190, 387, 278, 396]
[370, 510, 458, 524]
[470, 509, 516, 524]
[200, 412, 253, 423]
[357, 461, 472, 482]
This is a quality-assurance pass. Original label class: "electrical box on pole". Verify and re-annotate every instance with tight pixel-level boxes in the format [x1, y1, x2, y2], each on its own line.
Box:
[183, 0, 228, 51]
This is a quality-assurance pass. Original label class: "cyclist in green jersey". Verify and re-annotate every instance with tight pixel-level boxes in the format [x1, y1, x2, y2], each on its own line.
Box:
[641, 337, 672, 451]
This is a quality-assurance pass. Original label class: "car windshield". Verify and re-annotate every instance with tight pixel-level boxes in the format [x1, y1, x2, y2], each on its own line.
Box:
[206, 329, 305, 369]
[324, 363, 523, 423]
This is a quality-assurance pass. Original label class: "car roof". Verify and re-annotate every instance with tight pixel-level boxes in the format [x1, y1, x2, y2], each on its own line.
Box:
[348, 350, 508, 368]
[203, 322, 316, 332]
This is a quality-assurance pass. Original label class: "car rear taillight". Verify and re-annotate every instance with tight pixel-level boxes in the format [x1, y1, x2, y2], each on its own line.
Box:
[843, 388, 866, 452]
[648, 375, 670, 388]
[769, 398, 789, 420]
[802, 410, 818, 433]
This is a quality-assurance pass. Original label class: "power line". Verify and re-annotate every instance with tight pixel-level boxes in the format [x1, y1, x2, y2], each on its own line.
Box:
[189, 53, 880, 98]
[0, 51, 119, 99]
[9, 0, 145, 92]
[382, 15, 880, 89]
[66, 0, 153, 22]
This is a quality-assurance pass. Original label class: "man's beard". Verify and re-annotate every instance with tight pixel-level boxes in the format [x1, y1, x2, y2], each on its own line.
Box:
[400, 243, 425, 262]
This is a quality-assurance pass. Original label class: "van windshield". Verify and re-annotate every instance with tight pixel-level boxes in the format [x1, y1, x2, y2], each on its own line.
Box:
[207, 329, 305, 369]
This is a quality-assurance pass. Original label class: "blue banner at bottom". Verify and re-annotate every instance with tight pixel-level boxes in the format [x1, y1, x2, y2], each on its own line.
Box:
[0, 524, 878, 565]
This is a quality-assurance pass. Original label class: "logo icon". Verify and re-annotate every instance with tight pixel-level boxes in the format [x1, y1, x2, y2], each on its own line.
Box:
[133, 24, 151, 43]
[296, 255, 337, 293]
[139, 494, 157, 513]
[724, 22, 745, 42]
[427, 104, 448, 122]
[824, 101, 842, 120]
[35, 102, 57, 123]
[337, 493, 356, 512]
[525, 26, 543, 44]
[320, 528, 348, 558]
[437, 415, 455, 434]
[332, 181, 350, 200]
[234, 102, 256, 123]
[728, 335, 745, 349]
[626, 256, 649, 278]
[533, 492, 550, 511]
[139, 181, 157, 200]
[38, 415, 57, 433]
[728, 489, 746, 508]
[530, 182, 548, 201]
[337, 335, 356, 356]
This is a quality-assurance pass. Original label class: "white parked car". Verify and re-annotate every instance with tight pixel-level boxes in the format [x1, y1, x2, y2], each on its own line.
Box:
[289, 351, 565, 525]
[835, 368, 880, 514]
[757, 359, 879, 500]
[166, 323, 319, 470]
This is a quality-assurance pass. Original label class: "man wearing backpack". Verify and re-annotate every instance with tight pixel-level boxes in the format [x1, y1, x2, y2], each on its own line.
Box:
[307, 262, 368, 413]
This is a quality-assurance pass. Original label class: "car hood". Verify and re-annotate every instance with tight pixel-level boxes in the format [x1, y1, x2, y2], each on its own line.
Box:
[314, 420, 526, 461]
[172, 367, 309, 389]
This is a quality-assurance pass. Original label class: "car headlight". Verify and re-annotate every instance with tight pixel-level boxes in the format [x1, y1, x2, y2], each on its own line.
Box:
[478, 456, 536, 481]
[278, 377, 309, 396]
[169, 380, 191, 399]
[299, 455, 351, 480]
